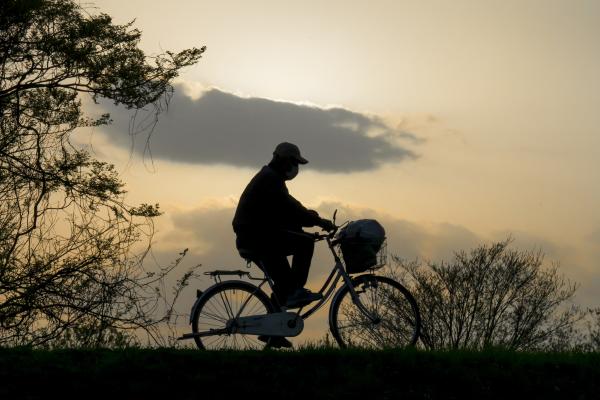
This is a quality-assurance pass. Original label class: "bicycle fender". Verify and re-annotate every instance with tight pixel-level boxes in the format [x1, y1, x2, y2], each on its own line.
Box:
[328, 274, 377, 326]
[189, 298, 201, 325]
[188, 281, 225, 324]
[328, 285, 346, 327]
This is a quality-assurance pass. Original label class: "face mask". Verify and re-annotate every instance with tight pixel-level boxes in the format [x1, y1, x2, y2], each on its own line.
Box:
[285, 164, 298, 180]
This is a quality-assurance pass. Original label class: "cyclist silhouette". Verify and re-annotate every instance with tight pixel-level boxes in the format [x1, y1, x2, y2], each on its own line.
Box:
[232, 142, 335, 311]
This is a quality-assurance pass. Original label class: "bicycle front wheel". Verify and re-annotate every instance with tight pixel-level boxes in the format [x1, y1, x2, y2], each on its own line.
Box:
[329, 274, 420, 349]
[191, 280, 276, 350]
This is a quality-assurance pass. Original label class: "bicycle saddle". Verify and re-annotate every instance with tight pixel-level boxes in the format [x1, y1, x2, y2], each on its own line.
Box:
[237, 247, 258, 261]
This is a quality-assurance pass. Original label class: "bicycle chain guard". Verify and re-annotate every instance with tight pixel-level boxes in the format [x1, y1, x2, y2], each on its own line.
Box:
[229, 311, 304, 337]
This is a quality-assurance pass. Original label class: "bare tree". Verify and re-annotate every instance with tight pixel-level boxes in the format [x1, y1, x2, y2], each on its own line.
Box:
[0, 0, 205, 346]
[577, 307, 600, 352]
[386, 239, 583, 350]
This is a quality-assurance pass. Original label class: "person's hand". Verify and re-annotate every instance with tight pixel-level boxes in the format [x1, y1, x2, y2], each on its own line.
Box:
[307, 210, 319, 219]
[319, 218, 336, 232]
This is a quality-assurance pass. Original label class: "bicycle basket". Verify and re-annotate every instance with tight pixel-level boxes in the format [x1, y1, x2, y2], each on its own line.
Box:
[336, 219, 386, 274]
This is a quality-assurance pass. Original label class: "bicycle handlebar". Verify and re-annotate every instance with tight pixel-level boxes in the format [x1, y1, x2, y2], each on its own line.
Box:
[284, 226, 338, 242]
[284, 210, 341, 242]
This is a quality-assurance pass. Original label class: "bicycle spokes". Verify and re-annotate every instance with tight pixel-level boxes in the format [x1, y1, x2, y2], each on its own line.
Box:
[192, 284, 273, 350]
[331, 276, 420, 349]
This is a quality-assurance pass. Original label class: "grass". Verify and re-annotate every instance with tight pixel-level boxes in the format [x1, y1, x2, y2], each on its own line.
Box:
[1, 347, 599, 399]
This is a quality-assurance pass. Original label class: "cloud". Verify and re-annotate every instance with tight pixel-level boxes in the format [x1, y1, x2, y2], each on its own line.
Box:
[315, 201, 482, 262]
[587, 228, 600, 246]
[491, 229, 563, 259]
[152, 201, 486, 282]
[98, 86, 419, 172]
[156, 201, 590, 291]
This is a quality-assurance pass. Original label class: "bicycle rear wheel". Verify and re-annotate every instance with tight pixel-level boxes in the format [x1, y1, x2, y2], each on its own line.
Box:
[191, 281, 276, 350]
[329, 274, 420, 349]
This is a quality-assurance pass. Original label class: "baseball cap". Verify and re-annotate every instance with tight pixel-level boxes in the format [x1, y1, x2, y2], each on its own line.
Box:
[273, 142, 308, 164]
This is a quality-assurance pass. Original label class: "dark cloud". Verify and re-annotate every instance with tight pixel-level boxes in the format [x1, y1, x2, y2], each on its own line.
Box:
[99, 87, 419, 172]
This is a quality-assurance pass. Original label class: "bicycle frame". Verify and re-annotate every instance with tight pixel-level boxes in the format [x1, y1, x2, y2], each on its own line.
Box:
[237, 232, 380, 325]
[182, 229, 383, 341]
[301, 235, 379, 323]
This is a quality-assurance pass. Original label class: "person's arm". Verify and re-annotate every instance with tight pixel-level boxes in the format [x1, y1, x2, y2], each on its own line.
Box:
[266, 173, 333, 229]
[285, 192, 334, 230]
[285, 193, 322, 227]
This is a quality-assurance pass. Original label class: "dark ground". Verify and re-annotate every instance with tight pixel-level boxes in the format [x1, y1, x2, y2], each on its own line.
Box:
[1, 347, 599, 399]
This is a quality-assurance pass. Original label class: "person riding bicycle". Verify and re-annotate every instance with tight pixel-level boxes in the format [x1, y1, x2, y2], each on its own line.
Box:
[232, 142, 335, 311]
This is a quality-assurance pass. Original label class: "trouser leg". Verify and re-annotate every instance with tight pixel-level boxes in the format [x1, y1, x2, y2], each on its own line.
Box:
[288, 234, 315, 290]
[236, 233, 292, 304]
[235, 230, 315, 303]
[258, 255, 294, 304]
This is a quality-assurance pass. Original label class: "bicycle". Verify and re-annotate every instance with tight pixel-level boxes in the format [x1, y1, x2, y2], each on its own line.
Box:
[178, 212, 421, 350]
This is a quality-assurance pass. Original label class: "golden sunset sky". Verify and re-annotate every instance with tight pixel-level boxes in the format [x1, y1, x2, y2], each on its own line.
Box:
[84, 0, 600, 343]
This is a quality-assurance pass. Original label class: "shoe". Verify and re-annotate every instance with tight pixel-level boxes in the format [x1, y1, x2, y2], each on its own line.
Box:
[285, 288, 323, 309]
[258, 335, 293, 349]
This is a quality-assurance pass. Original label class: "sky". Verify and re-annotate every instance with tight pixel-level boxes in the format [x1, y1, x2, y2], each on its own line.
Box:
[83, 0, 600, 344]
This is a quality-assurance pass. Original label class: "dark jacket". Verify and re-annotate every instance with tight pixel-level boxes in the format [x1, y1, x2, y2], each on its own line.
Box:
[232, 164, 321, 237]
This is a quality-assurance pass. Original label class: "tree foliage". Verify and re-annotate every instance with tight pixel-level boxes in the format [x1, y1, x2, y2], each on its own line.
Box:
[0, 0, 205, 346]
[387, 239, 582, 351]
